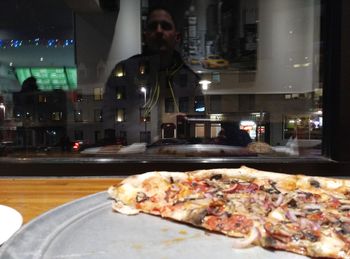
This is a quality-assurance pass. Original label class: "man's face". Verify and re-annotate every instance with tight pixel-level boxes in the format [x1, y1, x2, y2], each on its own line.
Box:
[144, 9, 180, 54]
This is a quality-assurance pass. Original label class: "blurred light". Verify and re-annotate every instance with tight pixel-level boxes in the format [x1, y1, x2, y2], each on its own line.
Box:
[0, 103, 5, 116]
[115, 64, 125, 77]
[73, 141, 80, 151]
[199, 80, 211, 90]
[140, 87, 147, 105]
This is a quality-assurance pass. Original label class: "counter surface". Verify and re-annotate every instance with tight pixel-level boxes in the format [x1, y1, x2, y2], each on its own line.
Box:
[0, 177, 122, 223]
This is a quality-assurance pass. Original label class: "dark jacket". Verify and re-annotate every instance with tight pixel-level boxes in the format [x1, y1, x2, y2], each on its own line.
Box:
[102, 51, 201, 141]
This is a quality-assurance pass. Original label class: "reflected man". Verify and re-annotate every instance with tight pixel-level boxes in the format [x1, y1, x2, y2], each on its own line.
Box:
[103, 6, 201, 145]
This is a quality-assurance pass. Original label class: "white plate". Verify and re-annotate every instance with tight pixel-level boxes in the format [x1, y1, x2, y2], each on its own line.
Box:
[0, 205, 23, 245]
[0, 192, 308, 259]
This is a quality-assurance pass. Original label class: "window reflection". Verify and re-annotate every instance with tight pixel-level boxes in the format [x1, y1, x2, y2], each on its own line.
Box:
[0, 0, 323, 158]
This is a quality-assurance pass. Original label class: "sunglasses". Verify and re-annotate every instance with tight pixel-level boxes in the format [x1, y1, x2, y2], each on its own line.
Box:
[146, 21, 174, 31]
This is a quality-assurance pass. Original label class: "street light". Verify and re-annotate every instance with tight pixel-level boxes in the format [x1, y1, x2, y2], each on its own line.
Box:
[199, 79, 211, 91]
[140, 86, 147, 105]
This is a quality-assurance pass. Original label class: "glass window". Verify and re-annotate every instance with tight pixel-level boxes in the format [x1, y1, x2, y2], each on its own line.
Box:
[3, 0, 349, 173]
[116, 108, 126, 122]
[165, 98, 174, 113]
[38, 95, 48, 103]
[194, 96, 205, 113]
[94, 109, 103, 122]
[93, 88, 104, 101]
[116, 85, 126, 100]
[52, 112, 63, 121]
[74, 110, 83, 122]
[179, 97, 189, 112]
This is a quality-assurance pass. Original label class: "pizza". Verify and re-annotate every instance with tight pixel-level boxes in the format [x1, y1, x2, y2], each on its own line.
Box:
[247, 141, 274, 154]
[108, 166, 350, 258]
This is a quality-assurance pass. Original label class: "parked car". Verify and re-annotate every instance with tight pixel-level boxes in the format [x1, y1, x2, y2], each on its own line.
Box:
[201, 55, 229, 69]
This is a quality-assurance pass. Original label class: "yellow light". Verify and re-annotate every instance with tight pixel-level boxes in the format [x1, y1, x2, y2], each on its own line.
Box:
[115, 64, 125, 77]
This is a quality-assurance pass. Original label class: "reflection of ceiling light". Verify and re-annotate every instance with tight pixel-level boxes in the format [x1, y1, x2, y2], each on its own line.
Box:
[0, 103, 5, 115]
[40, 57, 44, 62]
[199, 80, 211, 90]
[293, 63, 311, 68]
[240, 120, 256, 126]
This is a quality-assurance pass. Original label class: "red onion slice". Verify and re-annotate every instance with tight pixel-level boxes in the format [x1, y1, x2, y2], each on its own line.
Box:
[273, 193, 284, 207]
[286, 209, 298, 222]
[231, 226, 260, 249]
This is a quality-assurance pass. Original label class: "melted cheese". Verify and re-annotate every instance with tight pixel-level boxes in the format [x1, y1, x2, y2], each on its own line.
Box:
[268, 208, 286, 221]
[310, 230, 345, 257]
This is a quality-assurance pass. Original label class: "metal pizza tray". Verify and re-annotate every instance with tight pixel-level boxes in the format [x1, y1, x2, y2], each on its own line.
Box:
[0, 192, 307, 259]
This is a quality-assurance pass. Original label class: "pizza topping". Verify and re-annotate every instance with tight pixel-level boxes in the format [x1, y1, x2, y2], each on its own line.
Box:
[339, 223, 350, 235]
[329, 198, 342, 209]
[136, 192, 148, 203]
[272, 193, 284, 207]
[210, 174, 222, 181]
[303, 230, 320, 242]
[287, 198, 298, 208]
[186, 207, 208, 226]
[207, 200, 225, 216]
[264, 222, 294, 243]
[286, 209, 299, 222]
[231, 226, 260, 248]
[203, 214, 253, 235]
[236, 182, 259, 193]
[222, 183, 238, 193]
[268, 208, 286, 221]
[299, 218, 321, 232]
[340, 216, 350, 223]
[309, 179, 320, 188]
[303, 203, 322, 212]
[340, 205, 350, 211]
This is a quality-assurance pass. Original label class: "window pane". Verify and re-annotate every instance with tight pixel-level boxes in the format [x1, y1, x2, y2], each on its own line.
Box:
[0, 0, 324, 160]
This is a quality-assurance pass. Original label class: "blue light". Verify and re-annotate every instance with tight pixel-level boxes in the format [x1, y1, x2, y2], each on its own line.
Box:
[195, 106, 205, 112]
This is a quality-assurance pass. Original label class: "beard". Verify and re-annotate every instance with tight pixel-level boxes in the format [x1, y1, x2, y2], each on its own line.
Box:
[146, 37, 173, 54]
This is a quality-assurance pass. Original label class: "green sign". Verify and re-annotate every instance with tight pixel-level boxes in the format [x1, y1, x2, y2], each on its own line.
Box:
[15, 67, 77, 91]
